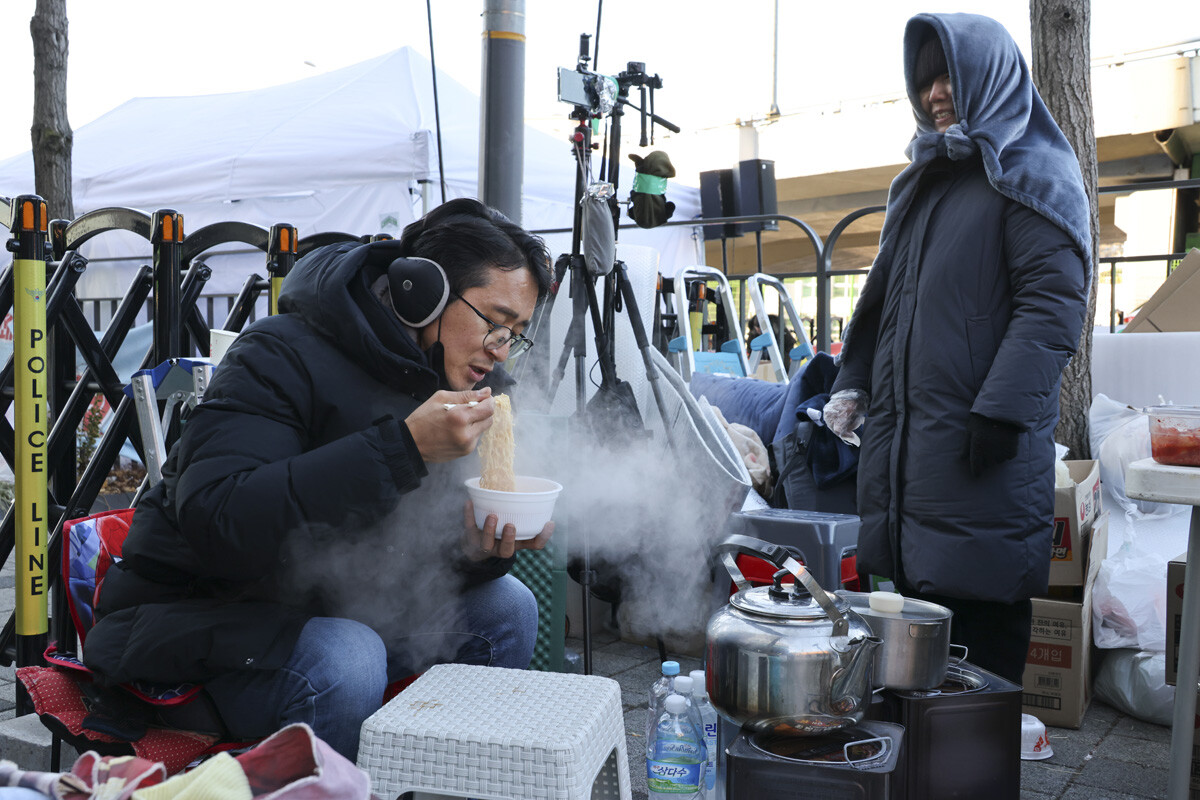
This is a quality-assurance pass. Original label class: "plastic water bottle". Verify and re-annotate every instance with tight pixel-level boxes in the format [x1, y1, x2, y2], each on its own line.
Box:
[671, 675, 711, 798]
[646, 693, 707, 799]
[690, 670, 721, 800]
[671, 675, 702, 726]
[646, 660, 680, 742]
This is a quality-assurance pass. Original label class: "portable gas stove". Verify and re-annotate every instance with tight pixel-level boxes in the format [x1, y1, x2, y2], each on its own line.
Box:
[724, 718, 904, 799]
[868, 659, 1022, 800]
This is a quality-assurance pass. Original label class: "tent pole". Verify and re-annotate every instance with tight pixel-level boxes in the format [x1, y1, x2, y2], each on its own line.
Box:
[419, 179, 433, 217]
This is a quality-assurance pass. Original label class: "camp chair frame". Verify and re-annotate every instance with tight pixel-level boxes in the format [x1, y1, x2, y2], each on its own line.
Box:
[745, 273, 816, 384]
[128, 358, 213, 491]
[665, 265, 751, 381]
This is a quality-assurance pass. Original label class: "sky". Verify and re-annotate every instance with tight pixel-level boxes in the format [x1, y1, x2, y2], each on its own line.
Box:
[1, 0, 1198, 164]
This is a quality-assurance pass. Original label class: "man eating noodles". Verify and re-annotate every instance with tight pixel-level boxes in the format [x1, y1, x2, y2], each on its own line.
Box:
[84, 198, 556, 760]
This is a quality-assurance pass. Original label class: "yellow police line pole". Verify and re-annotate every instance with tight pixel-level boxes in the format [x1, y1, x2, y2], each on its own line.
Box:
[11, 195, 49, 708]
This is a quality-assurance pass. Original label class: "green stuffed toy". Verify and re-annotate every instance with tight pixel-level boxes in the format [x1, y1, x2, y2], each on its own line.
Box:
[628, 150, 676, 229]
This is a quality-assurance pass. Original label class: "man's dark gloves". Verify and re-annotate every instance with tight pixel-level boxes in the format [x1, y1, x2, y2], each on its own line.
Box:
[964, 412, 1022, 477]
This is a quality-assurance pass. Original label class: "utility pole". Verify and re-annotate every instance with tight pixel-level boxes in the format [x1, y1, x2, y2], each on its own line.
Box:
[480, 0, 525, 222]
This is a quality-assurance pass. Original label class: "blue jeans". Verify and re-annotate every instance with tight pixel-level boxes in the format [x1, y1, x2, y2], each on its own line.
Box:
[202, 575, 538, 761]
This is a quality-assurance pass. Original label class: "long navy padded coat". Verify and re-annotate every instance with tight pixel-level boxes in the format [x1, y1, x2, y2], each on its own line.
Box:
[833, 156, 1088, 603]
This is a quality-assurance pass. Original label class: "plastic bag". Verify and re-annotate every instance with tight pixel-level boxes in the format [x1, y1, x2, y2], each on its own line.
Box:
[1092, 548, 1168, 651]
[1053, 443, 1072, 488]
[1092, 648, 1174, 727]
[1089, 395, 1178, 517]
[1088, 394, 1189, 650]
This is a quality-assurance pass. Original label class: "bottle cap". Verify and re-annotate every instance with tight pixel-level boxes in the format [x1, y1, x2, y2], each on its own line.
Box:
[673, 675, 694, 694]
[689, 670, 707, 696]
[664, 694, 688, 714]
[662, 660, 680, 676]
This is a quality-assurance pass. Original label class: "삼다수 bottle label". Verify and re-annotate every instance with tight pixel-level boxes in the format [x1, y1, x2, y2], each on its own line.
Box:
[647, 758, 703, 793]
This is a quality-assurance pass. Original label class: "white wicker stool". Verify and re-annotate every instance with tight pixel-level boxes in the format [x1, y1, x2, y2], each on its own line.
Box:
[357, 664, 631, 800]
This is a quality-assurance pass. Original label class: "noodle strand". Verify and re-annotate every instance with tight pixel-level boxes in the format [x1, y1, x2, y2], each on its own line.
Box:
[479, 394, 516, 491]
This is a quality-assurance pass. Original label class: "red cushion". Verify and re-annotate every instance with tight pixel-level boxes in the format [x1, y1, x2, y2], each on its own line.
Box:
[16, 666, 217, 775]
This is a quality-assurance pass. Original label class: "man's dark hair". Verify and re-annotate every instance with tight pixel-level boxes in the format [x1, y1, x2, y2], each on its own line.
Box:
[398, 198, 552, 300]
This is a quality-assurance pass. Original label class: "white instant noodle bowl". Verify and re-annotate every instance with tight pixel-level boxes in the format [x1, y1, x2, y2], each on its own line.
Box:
[1019, 713, 1053, 760]
[469, 394, 562, 538]
[465, 476, 563, 539]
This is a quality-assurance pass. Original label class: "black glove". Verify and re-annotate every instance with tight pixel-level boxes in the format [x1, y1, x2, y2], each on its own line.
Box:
[964, 413, 1022, 477]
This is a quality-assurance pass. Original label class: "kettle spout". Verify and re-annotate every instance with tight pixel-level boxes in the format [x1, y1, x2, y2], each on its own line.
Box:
[829, 635, 883, 714]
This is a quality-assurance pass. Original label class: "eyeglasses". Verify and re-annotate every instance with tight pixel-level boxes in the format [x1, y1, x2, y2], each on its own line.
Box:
[452, 292, 534, 358]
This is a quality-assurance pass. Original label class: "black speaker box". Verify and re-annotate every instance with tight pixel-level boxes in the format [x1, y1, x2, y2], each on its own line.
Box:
[699, 168, 743, 240]
[735, 158, 779, 233]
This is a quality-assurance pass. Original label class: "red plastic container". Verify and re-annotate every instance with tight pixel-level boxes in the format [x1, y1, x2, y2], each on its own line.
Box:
[1145, 406, 1200, 467]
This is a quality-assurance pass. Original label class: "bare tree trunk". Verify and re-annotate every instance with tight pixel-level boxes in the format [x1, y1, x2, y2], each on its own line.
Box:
[1030, 0, 1098, 460]
[30, 0, 73, 220]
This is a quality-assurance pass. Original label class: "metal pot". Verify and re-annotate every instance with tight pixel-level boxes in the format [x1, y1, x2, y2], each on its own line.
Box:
[705, 534, 882, 735]
[837, 590, 953, 690]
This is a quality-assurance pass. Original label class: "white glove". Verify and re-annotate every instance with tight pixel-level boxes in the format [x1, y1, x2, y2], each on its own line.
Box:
[822, 389, 869, 447]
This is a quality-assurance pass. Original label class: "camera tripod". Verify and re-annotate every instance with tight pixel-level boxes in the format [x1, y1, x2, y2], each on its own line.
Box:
[518, 39, 681, 673]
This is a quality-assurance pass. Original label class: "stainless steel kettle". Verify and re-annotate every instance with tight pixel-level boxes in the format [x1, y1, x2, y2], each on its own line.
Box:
[705, 534, 882, 735]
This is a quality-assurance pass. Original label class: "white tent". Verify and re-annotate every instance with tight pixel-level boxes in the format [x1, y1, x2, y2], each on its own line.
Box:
[0, 46, 701, 300]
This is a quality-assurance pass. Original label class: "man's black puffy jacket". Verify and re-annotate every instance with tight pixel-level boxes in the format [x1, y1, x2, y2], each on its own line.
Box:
[85, 240, 514, 685]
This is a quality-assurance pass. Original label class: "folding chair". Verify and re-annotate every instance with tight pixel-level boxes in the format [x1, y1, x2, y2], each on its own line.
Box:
[17, 508, 234, 775]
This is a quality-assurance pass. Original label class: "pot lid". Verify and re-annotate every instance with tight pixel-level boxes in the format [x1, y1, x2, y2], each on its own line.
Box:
[837, 590, 952, 622]
[731, 583, 852, 620]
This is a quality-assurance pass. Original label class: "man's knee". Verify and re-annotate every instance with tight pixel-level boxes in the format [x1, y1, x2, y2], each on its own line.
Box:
[299, 617, 388, 696]
[493, 577, 539, 645]
[489, 577, 538, 667]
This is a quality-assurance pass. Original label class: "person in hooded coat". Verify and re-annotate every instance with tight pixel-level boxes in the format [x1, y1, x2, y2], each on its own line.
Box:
[823, 13, 1091, 683]
[83, 198, 555, 760]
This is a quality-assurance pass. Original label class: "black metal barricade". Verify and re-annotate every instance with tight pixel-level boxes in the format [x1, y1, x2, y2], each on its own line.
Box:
[0, 196, 317, 715]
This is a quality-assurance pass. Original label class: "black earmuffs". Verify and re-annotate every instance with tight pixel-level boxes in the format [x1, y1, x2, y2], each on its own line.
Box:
[386, 256, 450, 328]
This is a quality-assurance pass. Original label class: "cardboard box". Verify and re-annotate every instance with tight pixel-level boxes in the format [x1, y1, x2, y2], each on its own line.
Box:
[1049, 460, 1102, 587]
[1123, 248, 1200, 333]
[1024, 512, 1108, 729]
[1167, 552, 1186, 686]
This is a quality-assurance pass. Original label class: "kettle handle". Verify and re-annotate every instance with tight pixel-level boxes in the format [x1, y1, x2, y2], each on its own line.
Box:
[715, 533, 849, 637]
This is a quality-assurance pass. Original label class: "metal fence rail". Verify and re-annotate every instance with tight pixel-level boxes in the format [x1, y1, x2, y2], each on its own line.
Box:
[545, 175, 1198, 353]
